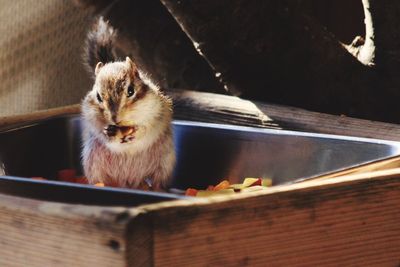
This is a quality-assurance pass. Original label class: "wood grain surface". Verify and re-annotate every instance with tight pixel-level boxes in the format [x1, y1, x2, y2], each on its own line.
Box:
[0, 195, 132, 267]
[257, 101, 400, 141]
[143, 168, 400, 267]
[0, 168, 399, 266]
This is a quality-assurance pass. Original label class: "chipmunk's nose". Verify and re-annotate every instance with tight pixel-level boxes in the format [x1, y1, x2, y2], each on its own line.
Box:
[104, 125, 118, 137]
[111, 114, 118, 123]
[107, 99, 119, 123]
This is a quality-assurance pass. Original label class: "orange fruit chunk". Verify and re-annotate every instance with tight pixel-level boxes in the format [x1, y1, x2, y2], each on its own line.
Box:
[185, 188, 198, 196]
[213, 180, 230, 191]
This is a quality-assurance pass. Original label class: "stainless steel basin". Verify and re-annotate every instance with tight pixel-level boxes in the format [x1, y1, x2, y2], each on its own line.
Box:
[0, 115, 399, 206]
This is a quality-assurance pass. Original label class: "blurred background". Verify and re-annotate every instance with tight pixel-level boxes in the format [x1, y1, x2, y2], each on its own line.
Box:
[0, 0, 92, 116]
[0, 0, 369, 118]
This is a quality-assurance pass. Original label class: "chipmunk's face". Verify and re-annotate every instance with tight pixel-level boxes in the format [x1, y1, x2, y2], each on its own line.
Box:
[82, 57, 163, 149]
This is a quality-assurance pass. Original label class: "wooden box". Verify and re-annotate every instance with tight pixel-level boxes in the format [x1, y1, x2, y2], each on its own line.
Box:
[1, 99, 400, 266]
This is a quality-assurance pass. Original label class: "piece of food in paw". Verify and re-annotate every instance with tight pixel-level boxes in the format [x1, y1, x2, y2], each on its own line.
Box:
[119, 125, 136, 136]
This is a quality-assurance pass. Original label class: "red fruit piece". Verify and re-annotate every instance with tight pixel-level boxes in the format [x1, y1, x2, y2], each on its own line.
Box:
[185, 188, 198, 196]
[250, 178, 262, 187]
[57, 169, 77, 183]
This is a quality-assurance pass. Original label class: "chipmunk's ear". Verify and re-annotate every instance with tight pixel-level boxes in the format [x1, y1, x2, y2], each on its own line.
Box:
[95, 62, 104, 75]
[126, 57, 137, 69]
[126, 57, 138, 77]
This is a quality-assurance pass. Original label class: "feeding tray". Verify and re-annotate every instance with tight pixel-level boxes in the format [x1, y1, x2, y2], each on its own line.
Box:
[0, 115, 399, 204]
[1, 115, 400, 266]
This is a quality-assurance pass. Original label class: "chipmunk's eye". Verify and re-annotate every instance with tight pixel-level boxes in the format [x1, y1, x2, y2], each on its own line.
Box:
[127, 85, 135, 97]
[96, 92, 103, 103]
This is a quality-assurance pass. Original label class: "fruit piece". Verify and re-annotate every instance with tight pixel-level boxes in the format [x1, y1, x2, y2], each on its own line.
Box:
[185, 188, 198, 196]
[57, 169, 77, 182]
[213, 180, 230, 191]
[242, 178, 262, 187]
[119, 125, 136, 135]
[262, 178, 272, 187]
[250, 178, 262, 186]
[184, 176, 272, 197]
[94, 182, 105, 187]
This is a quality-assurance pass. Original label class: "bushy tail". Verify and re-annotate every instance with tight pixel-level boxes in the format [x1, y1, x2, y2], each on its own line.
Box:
[84, 16, 117, 74]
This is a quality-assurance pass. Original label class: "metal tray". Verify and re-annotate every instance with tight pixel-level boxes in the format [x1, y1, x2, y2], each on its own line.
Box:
[0, 115, 399, 206]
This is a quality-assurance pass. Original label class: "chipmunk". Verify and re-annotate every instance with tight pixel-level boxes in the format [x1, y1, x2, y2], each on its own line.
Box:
[81, 17, 175, 190]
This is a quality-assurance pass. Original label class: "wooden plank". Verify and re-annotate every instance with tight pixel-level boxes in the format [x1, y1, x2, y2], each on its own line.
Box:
[256, 100, 400, 141]
[136, 169, 400, 266]
[126, 214, 154, 267]
[0, 104, 80, 129]
[304, 156, 400, 182]
[1, 168, 400, 266]
[169, 90, 278, 128]
[171, 89, 400, 141]
[0, 194, 132, 267]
